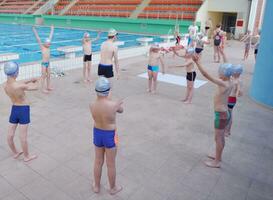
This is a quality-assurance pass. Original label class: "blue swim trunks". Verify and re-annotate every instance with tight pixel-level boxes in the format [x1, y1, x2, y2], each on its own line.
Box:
[9, 105, 30, 124]
[93, 127, 118, 148]
[41, 62, 50, 68]
[148, 65, 159, 72]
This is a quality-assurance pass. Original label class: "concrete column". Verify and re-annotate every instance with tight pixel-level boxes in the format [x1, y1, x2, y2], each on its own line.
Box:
[250, 0, 273, 108]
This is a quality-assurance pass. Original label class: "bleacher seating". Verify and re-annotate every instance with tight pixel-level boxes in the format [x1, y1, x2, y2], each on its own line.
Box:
[0, 0, 39, 14]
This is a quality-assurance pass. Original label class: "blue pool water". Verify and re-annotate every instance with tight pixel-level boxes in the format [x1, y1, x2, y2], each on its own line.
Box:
[0, 23, 162, 64]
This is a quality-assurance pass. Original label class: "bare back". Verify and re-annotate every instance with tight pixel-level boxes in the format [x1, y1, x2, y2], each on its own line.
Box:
[148, 51, 161, 66]
[4, 81, 28, 105]
[90, 98, 120, 130]
[214, 81, 233, 112]
[82, 39, 92, 55]
[100, 41, 117, 65]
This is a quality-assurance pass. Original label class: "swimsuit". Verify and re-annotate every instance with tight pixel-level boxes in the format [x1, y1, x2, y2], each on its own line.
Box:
[83, 54, 92, 62]
[195, 48, 203, 54]
[176, 36, 181, 45]
[93, 127, 118, 148]
[148, 65, 159, 72]
[214, 111, 230, 129]
[227, 96, 237, 109]
[98, 64, 114, 78]
[205, 26, 210, 30]
[41, 62, 50, 68]
[9, 105, 30, 124]
[186, 71, 196, 81]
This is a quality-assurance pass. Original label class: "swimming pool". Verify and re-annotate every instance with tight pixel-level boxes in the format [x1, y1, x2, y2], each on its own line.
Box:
[0, 23, 162, 64]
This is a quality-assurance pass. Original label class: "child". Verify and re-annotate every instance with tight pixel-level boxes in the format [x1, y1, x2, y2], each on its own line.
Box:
[240, 30, 252, 60]
[90, 77, 123, 195]
[32, 25, 54, 94]
[173, 47, 196, 104]
[213, 24, 223, 63]
[195, 32, 210, 59]
[147, 43, 165, 94]
[192, 57, 234, 168]
[225, 64, 243, 137]
[3, 62, 39, 162]
[82, 31, 101, 83]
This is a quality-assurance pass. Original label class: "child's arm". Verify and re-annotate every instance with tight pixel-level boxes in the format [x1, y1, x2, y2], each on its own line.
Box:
[48, 25, 54, 41]
[32, 26, 42, 48]
[20, 79, 39, 91]
[91, 31, 101, 42]
[113, 46, 119, 79]
[116, 100, 123, 113]
[173, 49, 185, 58]
[193, 56, 226, 87]
[159, 55, 165, 74]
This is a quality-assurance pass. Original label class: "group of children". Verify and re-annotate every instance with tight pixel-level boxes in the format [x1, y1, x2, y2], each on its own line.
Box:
[2, 24, 247, 196]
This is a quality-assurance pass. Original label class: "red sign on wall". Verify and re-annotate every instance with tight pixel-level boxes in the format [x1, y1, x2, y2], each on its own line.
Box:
[236, 19, 244, 27]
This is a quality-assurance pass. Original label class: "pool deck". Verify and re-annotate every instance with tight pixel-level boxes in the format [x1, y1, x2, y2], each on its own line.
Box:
[0, 40, 273, 200]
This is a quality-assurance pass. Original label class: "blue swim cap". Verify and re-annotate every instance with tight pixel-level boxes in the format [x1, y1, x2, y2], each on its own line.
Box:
[44, 38, 51, 44]
[218, 63, 233, 77]
[4, 61, 19, 77]
[95, 77, 111, 96]
[186, 47, 195, 54]
[232, 64, 243, 75]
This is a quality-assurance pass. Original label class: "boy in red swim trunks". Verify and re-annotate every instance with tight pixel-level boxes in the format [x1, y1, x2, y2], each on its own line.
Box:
[90, 77, 123, 195]
[225, 64, 243, 137]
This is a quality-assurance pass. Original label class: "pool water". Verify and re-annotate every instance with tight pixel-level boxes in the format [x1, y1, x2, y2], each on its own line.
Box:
[0, 23, 162, 64]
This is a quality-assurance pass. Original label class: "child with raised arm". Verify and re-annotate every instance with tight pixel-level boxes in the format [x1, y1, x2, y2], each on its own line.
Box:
[82, 31, 101, 83]
[225, 65, 243, 137]
[32, 25, 54, 93]
[147, 43, 165, 94]
[3, 62, 39, 162]
[173, 47, 196, 104]
[195, 32, 210, 59]
[192, 56, 234, 168]
[90, 77, 123, 195]
[240, 30, 252, 60]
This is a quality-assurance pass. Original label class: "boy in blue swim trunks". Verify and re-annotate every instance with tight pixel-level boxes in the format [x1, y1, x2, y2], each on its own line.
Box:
[147, 43, 165, 94]
[32, 25, 54, 93]
[3, 62, 39, 162]
[90, 77, 123, 195]
[193, 57, 234, 168]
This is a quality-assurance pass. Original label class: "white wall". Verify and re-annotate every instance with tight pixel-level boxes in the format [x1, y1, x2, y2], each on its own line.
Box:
[248, 0, 258, 33]
[195, 0, 209, 32]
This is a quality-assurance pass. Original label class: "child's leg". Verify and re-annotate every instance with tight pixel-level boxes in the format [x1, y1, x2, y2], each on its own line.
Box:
[87, 61, 92, 82]
[245, 48, 250, 59]
[105, 147, 122, 195]
[217, 47, 221, 62]
[225, 109, 233, 137]
[41, 67, 48, 93]
[7, 123, 22, 158]
[185, 80, 194, 103]
[46, 67, 53, 90]
[93, 146, 105, 193]
[152, 71, 158, 93]
[219, 47, 227, 62]
[83, 62, 87, 81]
[213, 46, 218, 62]
[147, 70, 153, 92]
[19, 124, 37, 162]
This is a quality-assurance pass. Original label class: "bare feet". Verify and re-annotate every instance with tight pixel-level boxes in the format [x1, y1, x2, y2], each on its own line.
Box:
[24, 155, 38, 162]
[183, 100, 192, 104]
[225, 132, 231, 137]
[87, 79, 93, 83]
[92, 183, 100, 193]
[109, 186, 123, 195]
[147, 89, 151, 93]
[181, 98, 187, 102]
[13, 151, 23, 159]
[207, 154, 222, 161]
[204, 160, 221, 168]
[42, 89, 49, 94]
[47, 87, 54, 91]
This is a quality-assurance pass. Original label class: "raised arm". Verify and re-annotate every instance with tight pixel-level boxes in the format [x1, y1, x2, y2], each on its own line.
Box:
[173, 49, 185, 58]
[113, 46, 120, 79]
[20, 78, 39, 91]
[32, 26, 42, 47]
[48, 25, 54, 41]
[193, 57, 226, 87]
[91, 31, 101, 42]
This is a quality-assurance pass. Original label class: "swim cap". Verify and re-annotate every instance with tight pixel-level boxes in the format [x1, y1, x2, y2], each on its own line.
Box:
[44, 38, 51, 44]
[186, 47, 195, 55]
[4, 61, 19, 77]
[232, 64, 243, 75]
[108, 28, 117, 37]
[95, 77, 111, 96]
[84, 32, 90, 38]
[218, 63, 233, 77]
[197, 32, 204, 39]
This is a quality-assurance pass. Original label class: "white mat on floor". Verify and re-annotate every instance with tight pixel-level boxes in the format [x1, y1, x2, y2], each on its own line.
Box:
[138, 72, 207, 89]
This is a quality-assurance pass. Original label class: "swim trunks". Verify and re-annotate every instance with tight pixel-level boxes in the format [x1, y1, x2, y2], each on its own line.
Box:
[214, 111, 230, 129]
[195, 48, 203, 54]
[9, 105, 30, 124]
[254, 49, 258, 55]
[93, 127, 118, 148]
[205, 26, 210, 30]
[186, 71, 196, 81]
[83, 54, 92, 62]
[148, 65, 159, 72]
[98, 64, 114, 78]
[227, 96, 237, 109]
[41, 62, 49, 68]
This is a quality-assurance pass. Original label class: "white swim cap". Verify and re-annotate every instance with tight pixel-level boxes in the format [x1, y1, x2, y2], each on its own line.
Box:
[44, 38, 51, 44]
[95, 77, 111, 96]
[4, 61, 19, 77]
[232, 64, 243, 75]
[84, 32, 90, 38]
[108, 28, 117, 37]
[219, 63, 233, 77]
[186, 47, 195, 55]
